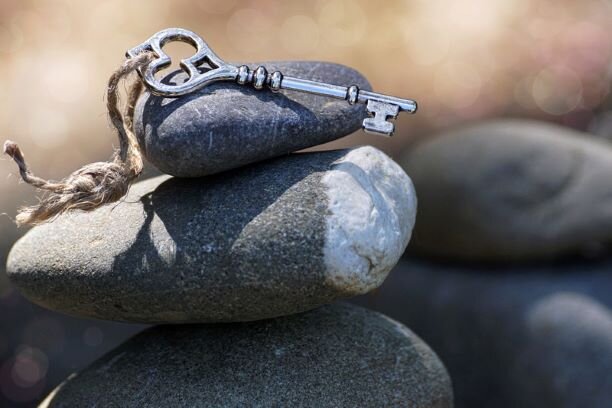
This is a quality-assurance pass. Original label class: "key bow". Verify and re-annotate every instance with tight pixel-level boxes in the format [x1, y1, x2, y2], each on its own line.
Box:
[126, 27, 238, 97]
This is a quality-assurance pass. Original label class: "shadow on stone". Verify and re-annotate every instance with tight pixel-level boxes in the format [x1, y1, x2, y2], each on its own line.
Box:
[87, 150, 345, 321]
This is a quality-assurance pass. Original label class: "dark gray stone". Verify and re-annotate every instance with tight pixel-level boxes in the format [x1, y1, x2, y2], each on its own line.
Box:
[135, 61, 371, 177]
[7, 147, 415, 323]
[352, 259, 612, 408]
[39, 304, 453, 408]
[402, 119, 612, 262]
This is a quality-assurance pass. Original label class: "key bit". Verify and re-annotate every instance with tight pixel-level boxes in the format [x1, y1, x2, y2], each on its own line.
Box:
[127, 28, 418, 136]
[363, 100, 400, 136]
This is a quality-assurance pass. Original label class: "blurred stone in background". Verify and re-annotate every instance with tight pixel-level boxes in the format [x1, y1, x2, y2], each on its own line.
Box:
[353, 259, 612, 408]
[402, 120, 612, 262]
[1, 0, 611, 406]
[588, 90, 612, 141]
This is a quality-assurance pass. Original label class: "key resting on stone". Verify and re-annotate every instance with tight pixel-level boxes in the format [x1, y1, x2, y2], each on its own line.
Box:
[127, 27, 418, 136]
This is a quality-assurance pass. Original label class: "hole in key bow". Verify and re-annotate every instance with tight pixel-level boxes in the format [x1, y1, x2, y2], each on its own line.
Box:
[155, 41, 200, 80]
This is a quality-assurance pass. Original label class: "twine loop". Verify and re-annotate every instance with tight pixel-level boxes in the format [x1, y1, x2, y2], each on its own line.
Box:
[3, 52, 155, 226]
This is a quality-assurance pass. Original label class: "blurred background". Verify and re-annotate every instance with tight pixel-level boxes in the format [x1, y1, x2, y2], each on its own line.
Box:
[0, 0, 611, 405]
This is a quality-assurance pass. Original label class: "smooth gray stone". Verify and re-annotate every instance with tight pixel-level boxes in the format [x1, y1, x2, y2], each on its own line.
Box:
[135, 61, 371, 177]
[352, 259, 612, 408]
[39, 304, 453, 408]
[7, 147, 415, 323]
[402, 119, 612, 262]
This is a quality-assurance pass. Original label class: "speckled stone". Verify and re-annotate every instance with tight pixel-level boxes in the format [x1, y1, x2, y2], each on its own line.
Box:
[7, 147, 416, 323]
[134, 61, 371, 177]
[353, 259, 612, 408]
[402, 119, 612, 262]
[39, 304, 453, 408]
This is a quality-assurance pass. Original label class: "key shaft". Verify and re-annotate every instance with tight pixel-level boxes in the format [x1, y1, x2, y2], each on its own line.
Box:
[279, 76, 417, 113]
[358, 90, 417, 113]
[280, 77, 348, 100]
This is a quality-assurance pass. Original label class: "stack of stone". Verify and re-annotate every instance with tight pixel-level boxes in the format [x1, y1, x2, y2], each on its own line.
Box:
[355, 120, 612, 408]
[7, 62, 452, 406]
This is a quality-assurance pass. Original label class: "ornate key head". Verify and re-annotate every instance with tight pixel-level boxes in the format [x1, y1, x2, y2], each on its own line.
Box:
[126, 28, 238, 97]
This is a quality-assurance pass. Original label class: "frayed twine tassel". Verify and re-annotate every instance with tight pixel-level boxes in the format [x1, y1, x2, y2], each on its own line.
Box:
[3, 51, 155, 226]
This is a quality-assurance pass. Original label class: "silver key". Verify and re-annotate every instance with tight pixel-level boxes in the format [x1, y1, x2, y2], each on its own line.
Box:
[127, 28, 417, 136]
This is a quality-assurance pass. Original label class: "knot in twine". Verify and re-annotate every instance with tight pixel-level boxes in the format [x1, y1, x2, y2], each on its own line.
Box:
[3, 52, 155, 226]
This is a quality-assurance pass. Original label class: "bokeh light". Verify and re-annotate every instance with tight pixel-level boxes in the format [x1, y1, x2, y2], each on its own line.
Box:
[0, 0, 611, 406]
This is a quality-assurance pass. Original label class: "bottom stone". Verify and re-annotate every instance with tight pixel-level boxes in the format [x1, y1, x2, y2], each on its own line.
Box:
[40, 304, 452, 407]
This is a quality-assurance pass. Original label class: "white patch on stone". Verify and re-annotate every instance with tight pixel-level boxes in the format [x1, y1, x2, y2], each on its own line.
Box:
[322, 146, 417, 295]
[149, 216, 178, 268]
